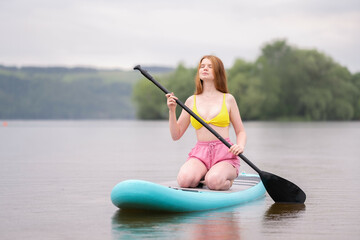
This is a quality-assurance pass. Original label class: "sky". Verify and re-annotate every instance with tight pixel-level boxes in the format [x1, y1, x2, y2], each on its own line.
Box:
[0, 0, 359, 72]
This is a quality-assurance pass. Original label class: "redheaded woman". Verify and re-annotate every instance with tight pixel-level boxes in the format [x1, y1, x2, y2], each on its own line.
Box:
[166, 55, 246, 190]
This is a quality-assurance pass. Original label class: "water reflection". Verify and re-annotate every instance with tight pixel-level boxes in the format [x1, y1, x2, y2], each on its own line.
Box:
[263, 203, 306, 222]
[111, 207, 242, 240]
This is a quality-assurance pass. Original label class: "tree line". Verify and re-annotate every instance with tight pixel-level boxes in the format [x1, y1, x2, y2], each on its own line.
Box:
[1, 40, 359, 121]
[133, 40, 360, 121]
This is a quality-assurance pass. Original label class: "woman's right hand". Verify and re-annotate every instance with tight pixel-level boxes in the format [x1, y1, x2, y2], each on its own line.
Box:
[166, 92, 178, 111]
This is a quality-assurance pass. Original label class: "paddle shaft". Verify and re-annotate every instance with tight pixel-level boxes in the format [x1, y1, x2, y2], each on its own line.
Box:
[134, 65, 262, 174]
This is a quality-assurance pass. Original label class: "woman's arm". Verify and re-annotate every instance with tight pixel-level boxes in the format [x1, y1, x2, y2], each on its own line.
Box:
[227, 94, 247, 155]
[166, 93, 192, 141]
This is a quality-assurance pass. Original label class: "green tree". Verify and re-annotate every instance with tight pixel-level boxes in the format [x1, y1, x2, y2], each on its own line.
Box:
[351, 73, 360, 119]
[250, 40, 358, 120]
[228, 59, 264, 120]
[165, 64, 197, 118]
[133, 77, 167, 119]
[133, 64, 196, 120]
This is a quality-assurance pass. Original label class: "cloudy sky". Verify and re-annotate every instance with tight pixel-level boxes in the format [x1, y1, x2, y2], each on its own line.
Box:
[0, 0, 359, 72]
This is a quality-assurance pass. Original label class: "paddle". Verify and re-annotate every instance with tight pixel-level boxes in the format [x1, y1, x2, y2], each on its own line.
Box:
[134, 65, 306, 203]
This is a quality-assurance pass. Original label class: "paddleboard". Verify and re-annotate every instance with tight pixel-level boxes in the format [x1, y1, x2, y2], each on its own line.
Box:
[111, 173, 266, 212]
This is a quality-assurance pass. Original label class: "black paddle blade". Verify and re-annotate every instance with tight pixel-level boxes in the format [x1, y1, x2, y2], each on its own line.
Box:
[260, 171, 306, 203]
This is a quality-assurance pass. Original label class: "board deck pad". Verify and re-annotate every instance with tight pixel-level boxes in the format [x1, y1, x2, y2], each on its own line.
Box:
[163, 174, 262, 193]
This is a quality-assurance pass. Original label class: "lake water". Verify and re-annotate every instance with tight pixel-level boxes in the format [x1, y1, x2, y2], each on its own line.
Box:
[0, 120, 359, 239]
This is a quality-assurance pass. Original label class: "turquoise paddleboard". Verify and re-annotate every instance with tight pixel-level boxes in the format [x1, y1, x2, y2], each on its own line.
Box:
[111, 173, 266, 212]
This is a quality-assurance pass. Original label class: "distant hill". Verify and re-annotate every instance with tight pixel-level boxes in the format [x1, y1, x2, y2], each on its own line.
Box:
[0, 65, 97, 74]
[0, 64, 174, 119]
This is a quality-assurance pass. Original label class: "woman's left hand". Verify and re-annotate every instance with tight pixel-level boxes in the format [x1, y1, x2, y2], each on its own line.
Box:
[229, 144, 244, 156]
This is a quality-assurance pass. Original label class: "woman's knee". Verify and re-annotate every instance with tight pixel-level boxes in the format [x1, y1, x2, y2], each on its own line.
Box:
[205, 172, 225, 190]
[177, 159, 207, 188]
[177, 173, 199, 188]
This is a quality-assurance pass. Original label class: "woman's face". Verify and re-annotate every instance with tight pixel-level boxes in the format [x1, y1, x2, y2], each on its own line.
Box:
[199, 58, 214, 81]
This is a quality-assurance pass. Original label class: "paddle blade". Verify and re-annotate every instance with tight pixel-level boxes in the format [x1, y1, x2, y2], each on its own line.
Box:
[260, 171, 306, 203]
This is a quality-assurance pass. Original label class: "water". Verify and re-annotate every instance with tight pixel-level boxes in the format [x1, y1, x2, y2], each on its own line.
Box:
[0, 120, 359, 239]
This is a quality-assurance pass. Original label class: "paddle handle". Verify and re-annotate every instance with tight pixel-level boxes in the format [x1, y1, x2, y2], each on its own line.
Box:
[134, 65, 262, 174]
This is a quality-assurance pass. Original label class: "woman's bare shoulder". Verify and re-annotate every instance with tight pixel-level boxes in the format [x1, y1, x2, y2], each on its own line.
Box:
[225, 93, 236, 102]
[184, 95, 195, 107]
[225, 93, 239, 110]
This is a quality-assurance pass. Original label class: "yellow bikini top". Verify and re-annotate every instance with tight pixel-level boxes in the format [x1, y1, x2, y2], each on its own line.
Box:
[190, 94, 230, 130]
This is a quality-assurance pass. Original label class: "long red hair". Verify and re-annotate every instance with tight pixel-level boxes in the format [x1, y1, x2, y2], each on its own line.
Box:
[194, 55, 228, 94]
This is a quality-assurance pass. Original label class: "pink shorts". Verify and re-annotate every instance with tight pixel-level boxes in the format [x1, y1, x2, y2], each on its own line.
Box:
[187, 138, 240, 175]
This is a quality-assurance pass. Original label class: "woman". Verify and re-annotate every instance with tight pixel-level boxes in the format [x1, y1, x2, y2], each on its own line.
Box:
[166, 55, 246, 190]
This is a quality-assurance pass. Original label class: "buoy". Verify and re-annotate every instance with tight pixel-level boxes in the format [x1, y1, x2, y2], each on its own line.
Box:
[2, 121, 8, 127]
